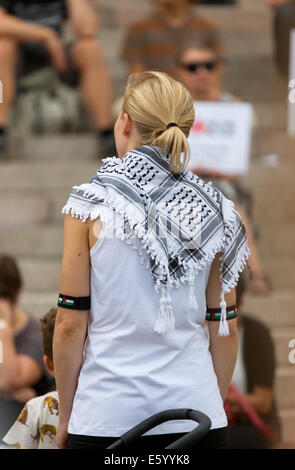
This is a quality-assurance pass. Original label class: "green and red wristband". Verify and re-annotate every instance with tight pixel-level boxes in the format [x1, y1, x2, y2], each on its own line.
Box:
[206, 305, 238, 321]
[58, 294, 91, 310]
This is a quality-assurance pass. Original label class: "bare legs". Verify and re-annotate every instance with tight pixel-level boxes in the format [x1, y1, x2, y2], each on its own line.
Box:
[0, 38, 18, 127]
[70, 38, 113, 131]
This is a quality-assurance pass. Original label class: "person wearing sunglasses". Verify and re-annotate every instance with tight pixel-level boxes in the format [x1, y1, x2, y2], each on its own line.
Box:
[177, 41, 232, 104]
[121, 0, 223, 77]
[176, 41, 273, 296]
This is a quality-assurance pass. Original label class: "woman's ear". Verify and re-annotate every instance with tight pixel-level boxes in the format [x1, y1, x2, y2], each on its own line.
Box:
[122, 112, 132, 136]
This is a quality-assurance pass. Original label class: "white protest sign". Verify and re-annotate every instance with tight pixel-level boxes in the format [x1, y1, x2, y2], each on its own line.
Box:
[187, 102, 253, 175]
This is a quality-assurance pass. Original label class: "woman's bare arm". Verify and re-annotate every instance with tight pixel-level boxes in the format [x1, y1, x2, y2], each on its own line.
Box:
[53, 213, 92, 447]
[206, 252, 239, 402]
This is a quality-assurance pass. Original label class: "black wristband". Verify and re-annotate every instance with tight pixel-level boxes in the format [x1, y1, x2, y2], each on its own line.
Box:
[206, 305, 238, 321]
[58, 294, 91, 310]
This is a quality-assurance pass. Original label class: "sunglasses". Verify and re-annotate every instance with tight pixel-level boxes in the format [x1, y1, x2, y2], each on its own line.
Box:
[180, 61, 218, 73]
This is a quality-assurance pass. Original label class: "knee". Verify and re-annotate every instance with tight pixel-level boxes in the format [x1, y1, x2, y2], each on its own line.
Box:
[0, 38, 17, 62]
[71, 39, 105, 68]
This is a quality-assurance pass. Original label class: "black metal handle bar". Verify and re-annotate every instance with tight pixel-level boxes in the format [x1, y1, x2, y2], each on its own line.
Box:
[107, 408, 211, 450]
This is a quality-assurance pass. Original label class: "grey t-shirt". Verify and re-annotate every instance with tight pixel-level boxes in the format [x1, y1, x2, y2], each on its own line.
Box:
[0, 315, 55, 440]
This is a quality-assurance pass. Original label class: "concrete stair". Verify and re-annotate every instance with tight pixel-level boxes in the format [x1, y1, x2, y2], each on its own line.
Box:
[1, 0, 294, 447]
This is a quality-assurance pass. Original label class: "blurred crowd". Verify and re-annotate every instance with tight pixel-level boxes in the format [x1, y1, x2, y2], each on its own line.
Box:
[1, 0, 294, 449]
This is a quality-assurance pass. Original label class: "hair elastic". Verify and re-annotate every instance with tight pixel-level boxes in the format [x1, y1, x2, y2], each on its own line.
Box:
[166, 122, 179, 129]
[58, 294, 91, 310]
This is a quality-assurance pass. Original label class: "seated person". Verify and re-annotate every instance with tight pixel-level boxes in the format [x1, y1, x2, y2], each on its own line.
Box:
[121, 0, 223, 78]
[3, 308, 58, 449]
[176, 40, 272, 295]
[0, 255, 55, 445]
[225, 274, 281, 449]
[0, 0, 115, 159]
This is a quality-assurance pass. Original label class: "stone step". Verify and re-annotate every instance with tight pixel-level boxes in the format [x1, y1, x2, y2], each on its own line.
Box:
[224, 75, 286, 104]
[253, 224, 295, 257]
[243, 291, 295, 328]
[251, 130, 295, 160]
[243, 164, 295, 188]
[279, 409, 295, 446]
[273, 329, 295, 368]
[2, 166, 294, 228]
[0, 196, 50, 227]
[20, 292, 58, 319]
[0, 188, 70, 225]
[18, 257, 61, 293]
[4, 123, 291, 169]
[14, 134, 98, 162]
[275, 367, 295, 410]
[13, 240, 294, 289]
[252, 102, 287, 130]
[101, 29, 273, 75]
[99, 2, 272, 31]
[104, 40, 277, 101]
[4, 116, 288, 169]
[0, 160, 99, 190]
[244, 186, 295, 224]
[237, 255, 294, 290]
[0, 224, 63, 256]
[1, 215, 294, 258]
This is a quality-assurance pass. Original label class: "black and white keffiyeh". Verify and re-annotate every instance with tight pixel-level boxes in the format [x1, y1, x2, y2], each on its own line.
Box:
[62, 145, 250, 336]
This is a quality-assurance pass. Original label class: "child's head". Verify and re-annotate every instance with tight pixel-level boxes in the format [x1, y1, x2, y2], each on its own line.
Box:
[40, 308, 57, 376]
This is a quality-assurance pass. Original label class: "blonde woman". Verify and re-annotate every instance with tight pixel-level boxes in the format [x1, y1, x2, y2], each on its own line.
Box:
[53, 72, 250, 450]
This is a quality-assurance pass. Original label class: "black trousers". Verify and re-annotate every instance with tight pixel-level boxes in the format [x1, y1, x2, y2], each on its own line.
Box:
[68, 427, 228, 450]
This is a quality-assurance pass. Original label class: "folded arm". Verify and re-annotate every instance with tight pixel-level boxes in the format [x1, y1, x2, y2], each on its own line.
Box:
[0, 7, 54, 42]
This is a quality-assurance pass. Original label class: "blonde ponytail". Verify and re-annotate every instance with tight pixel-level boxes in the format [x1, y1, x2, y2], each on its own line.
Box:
[122, 71, 195, 174]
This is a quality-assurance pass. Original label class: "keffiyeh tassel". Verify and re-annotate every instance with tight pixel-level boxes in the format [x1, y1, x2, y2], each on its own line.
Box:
[154, 285, 175, 334]
[186, 267, 199, 315]
[218, 289, 229, 337]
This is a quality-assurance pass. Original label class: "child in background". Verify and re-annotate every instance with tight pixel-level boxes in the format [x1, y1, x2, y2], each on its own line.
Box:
[3, 308, 59, 449]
